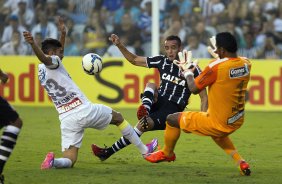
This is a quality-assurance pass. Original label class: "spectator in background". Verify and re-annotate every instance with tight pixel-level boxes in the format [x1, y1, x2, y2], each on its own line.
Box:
[64, 17, 75, 39]
[163, 4, 182, 31]
[2, 0, 34, 15]
[271, 9, 282, 49]
[103, 0, 123, 12]
[138, 1, 152, 56]
[225, 0, 248, 25]
[238, 32, 260, 59]
[184, 32, 210, 58]
[0, 1, 10, 22]
[105, 34, 135, 57]
[45, 0, 59, 22]
[64, 35, 80, 56]
[65, 0, 96, 24]
[100, 0, 122, 33]
[1, 15, 26, 45]
[209, 15, 221, 33]
[0, 30, 30, 55]
[199, 0, 225, 24]
[174, 0, 193, 17]
[34, 32, 43, 47]
[245, 3, 267, 36]
[31, 11, 58, 39]
[12, 0, 34, 29]
[257, 33, 282, 59]
[182, 5, 203, 33]
[82, 10, 107, 56]
[112, 13, 144, 55]
[253, 19, 272, 47]
[225, 21, 246, 48]
[163, 19, 187, 42]
[241, 21, 251, 35]
[114, 0, 141, 25]
[248, 0, 265, 10]
[193, 20, 212, 45]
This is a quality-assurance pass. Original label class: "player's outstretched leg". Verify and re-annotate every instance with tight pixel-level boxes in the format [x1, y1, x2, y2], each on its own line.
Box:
[212, 136, 251, 176]
[145, 121, 179, 163]
[92, 111, 158, 161]
[92, 133, 158, 161]
[91, 127, 141, 161]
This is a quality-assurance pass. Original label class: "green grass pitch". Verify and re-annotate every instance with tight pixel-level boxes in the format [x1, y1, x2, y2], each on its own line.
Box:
[4, 107, 282, 184]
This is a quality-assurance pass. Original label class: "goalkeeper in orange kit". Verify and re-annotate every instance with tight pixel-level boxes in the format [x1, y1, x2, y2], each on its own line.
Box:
[145, 32, 252, 176]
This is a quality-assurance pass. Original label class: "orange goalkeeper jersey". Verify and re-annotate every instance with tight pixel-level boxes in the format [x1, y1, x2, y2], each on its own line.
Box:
[195, 57, 251, 128]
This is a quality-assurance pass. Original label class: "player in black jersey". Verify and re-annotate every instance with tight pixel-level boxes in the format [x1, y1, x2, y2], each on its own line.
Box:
[0, 69, 23, 184]
[91, 34, 208, 161]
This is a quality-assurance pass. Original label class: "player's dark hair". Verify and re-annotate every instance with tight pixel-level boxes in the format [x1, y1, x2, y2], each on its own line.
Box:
[216, 32, 238, 53]
[41, 38, 62, 54]
[165, 35, 182, 47]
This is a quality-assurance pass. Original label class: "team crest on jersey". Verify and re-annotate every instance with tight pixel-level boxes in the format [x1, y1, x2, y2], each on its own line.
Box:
[229, 64, 249, 79]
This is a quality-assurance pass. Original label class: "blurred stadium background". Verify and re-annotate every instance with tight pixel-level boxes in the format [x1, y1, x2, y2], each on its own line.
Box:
[1, 0, 282, 58]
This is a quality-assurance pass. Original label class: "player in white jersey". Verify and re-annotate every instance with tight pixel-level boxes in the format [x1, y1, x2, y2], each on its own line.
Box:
[23, 18, 157, 170]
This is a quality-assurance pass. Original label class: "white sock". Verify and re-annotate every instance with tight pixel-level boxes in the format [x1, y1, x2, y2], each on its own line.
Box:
[53, 158, 72, 168]
[5, 125, 21, 134]
[119, 121, 148, 154]
[144, 87, 154, 94]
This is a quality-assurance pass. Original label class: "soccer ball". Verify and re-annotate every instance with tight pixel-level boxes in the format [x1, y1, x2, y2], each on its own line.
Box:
[82, 53, 103, 75]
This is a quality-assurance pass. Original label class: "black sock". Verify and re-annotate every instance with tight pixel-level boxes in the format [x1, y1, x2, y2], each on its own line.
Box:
[0, 126, 20, 174]
[141, 89, 154, 112]
[106, 129, 142, 156]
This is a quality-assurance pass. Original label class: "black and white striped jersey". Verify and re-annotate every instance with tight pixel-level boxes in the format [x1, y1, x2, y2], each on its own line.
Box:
[146, 55, 201, 108]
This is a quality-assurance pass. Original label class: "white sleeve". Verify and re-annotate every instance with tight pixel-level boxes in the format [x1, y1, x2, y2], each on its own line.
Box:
[46, 55, 60, 69]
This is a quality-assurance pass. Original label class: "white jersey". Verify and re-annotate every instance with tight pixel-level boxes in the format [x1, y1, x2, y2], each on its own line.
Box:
[38, 55, 90, 119]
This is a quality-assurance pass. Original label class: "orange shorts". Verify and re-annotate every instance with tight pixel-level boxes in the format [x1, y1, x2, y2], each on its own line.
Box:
[179, 111, 241, 137]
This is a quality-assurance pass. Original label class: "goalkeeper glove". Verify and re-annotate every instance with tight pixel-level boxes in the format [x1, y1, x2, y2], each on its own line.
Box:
[173, 50, 198, 78]
[207, 36, 219, 58]
[173, 50, 198, 70]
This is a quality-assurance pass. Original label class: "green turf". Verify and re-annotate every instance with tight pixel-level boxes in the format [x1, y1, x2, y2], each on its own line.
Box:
[4, 107, 282, 184]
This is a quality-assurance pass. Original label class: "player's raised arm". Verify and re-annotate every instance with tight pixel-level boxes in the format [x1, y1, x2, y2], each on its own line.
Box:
[23, 31, 53, 66]
[0, 69, 9, 84]
[109, 34, 147, 67]
[57, 16, 66, 52]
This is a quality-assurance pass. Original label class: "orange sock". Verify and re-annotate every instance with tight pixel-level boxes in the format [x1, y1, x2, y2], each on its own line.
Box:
[212, 136, 243, 164]
[163, 122, 181, 157]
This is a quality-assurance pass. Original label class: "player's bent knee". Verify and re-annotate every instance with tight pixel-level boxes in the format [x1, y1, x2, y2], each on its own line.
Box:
[111, 110, 124, 126]
[166, 113, 180, 128]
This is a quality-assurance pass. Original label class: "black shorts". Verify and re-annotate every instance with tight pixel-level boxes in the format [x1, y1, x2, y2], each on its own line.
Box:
[149, 95, 184, 130]
[0, 96, 19, 128]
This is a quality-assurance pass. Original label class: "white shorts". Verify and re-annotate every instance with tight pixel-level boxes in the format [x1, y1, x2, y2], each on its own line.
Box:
[60, 103, 112, 151]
